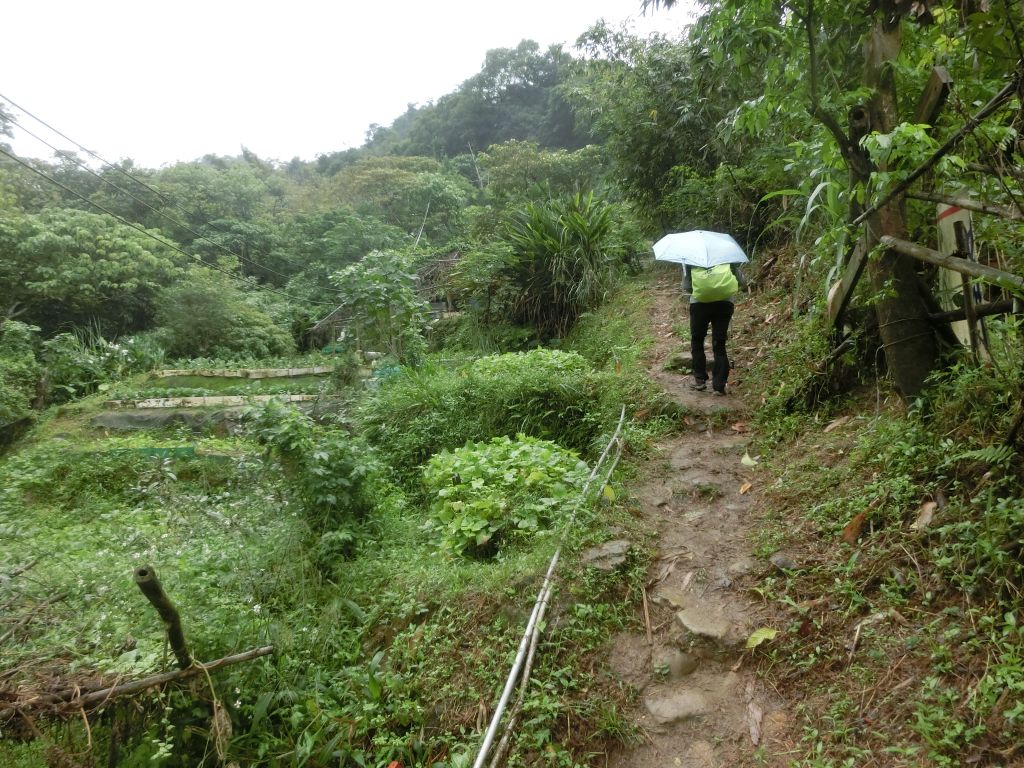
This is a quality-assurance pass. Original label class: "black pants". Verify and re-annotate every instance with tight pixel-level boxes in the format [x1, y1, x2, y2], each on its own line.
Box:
[689, 300, 734, 392]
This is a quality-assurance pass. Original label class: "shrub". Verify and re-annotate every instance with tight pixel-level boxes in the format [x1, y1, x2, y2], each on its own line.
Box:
[502, 192, 624, 339]
[154, 268, 295, 360]
[422, 434, 589, 557]
[244, 399, 377, 532]
[357, 349, 603, 479]
[0, 321, 41, 428]
[329, 250, 429, 365]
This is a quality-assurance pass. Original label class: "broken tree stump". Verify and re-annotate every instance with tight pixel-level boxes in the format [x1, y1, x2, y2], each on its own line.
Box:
[134, 566, 192, 670]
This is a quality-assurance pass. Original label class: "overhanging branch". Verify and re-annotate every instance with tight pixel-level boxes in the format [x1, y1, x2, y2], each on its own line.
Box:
[852, 74, 1021, 227]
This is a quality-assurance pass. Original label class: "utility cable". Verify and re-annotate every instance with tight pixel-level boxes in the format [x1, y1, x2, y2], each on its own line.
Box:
[0, 92, 319, 276]
[0, 145, 336, 306]
[4, 113, 316, 287]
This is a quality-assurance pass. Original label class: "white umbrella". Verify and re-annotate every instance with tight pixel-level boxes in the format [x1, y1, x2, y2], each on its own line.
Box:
[652, 230, 748, 268]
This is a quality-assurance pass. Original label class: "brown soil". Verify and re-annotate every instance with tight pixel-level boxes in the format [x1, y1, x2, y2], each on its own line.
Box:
[605, 271, 798, 767]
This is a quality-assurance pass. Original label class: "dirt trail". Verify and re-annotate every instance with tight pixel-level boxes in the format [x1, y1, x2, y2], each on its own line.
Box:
[605, 273, 792, 767]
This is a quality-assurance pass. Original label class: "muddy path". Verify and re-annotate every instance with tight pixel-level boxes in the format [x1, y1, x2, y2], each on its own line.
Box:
[605, 271, 794, 767]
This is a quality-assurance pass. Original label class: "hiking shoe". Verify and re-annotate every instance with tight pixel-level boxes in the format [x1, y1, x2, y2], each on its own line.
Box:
[690, 380, 707, 391]
[711, 388, 726, 396]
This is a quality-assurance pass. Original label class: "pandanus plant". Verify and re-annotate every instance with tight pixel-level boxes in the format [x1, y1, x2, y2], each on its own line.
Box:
[504, 191, 621, 338]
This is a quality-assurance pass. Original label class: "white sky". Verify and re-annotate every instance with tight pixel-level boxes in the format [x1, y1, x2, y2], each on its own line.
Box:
[2, 1, 695, 169]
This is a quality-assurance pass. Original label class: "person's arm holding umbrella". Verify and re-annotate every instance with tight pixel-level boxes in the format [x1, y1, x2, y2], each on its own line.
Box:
[731, 263, 748, 294]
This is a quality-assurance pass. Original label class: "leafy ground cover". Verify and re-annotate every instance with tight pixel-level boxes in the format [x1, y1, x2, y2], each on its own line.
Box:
[0, 277, 667, 767]
[741, 272, 1024, 765]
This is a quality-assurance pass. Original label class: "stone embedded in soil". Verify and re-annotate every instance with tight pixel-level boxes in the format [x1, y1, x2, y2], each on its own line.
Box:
[675, 605, 732, 642]
[668, 447, 694, 469]
[651, 492, 673, 508]
[663, 352, 694, 372]
[91, 408, 244, 433]
[653, 648, 699, 679]
[769, 552, 798, 572]
[682, 740, 717, 767]
[653, 587, 688, 611]
[580, 539, 631, 570]
[644, 690, 710, 724]
[728, 557, 758, 577]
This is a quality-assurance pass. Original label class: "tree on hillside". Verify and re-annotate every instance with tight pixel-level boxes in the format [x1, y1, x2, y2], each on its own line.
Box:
[368, 41, 589, 158]
[0, 208, 186, 335]
[565, 24, 734, 229]
[0, 103, 12, 146]
[327, 156, 474, 243]
[148, 162, 269, 245]
[278, 208, 410, 300]
[477, 140, 607, 208]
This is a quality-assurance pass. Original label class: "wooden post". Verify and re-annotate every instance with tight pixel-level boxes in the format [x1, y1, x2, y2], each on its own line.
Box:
[912, 66, 953, 126]
[953, 221, 982, 362]
[828, 239, 870, 329]
[134, 566, 192, 670]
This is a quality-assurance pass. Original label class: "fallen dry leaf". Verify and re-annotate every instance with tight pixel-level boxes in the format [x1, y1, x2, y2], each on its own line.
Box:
[911, 501, 937, 531]
[841, 512, 866, 545]
[739, 481, 753, 494]
[731, 421, 749, 433]
[824, 415, 852, 434]
[747, 700, 764, 746]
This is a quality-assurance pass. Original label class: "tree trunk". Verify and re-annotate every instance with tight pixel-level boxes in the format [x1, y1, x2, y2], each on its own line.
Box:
[858, 10, 938, 397]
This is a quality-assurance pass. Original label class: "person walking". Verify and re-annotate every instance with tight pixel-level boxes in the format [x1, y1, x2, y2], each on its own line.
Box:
[682, 262, 747, 395]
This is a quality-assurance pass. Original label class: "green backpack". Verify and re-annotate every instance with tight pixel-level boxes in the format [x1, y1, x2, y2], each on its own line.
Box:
[691, 264, 738, 302]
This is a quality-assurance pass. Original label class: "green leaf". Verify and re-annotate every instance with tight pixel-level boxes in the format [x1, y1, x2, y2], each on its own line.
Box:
[746, 627, 778, 649]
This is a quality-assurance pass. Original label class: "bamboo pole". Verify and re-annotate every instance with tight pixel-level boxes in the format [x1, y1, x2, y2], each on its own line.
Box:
[928, 300, 1016, 323]
[908, 192, 1024, 221]
[134, 566, 192, 670]
[0, 646, 275, 716]
[880, 236, 1024, 295]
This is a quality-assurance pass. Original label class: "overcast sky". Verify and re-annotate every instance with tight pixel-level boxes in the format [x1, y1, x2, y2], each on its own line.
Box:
[2, 1, 694, 169]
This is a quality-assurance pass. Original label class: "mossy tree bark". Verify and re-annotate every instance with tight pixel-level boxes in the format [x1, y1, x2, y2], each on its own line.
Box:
[856, 7, 939, 397]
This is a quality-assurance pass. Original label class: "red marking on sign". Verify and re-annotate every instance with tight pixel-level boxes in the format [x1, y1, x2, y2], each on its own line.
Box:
[936, 206, 963, 222]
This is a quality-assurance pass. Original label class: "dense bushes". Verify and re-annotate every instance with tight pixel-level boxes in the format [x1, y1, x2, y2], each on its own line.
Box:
[0, 321, 41, 430]
[244, 399, 377, 536]
[422, 434, 589, 557]
[357, 348, 605, 479]
[40, 331, 165, 404]
[154, 268, 294, 360]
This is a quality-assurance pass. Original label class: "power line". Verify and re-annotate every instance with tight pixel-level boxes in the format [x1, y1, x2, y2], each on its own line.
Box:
[0, 92, 323, 277]
[3, 113, 317, 287]
[0, 145, 336, 306]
